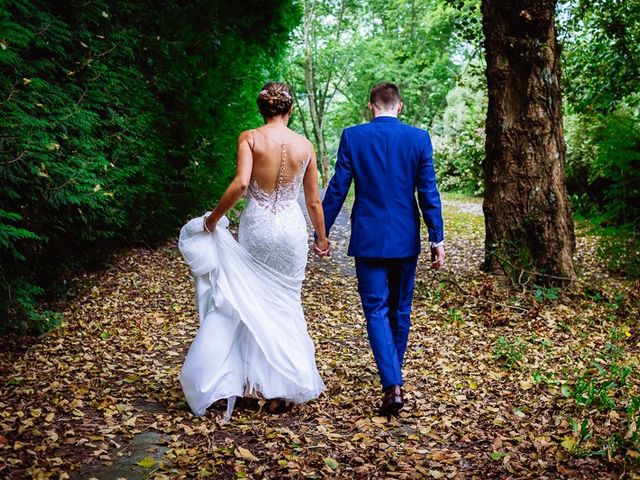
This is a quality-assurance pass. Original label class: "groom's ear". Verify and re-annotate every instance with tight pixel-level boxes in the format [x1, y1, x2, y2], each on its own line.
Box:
[368, 103, 375, 119]
[396, 102, 404, 116]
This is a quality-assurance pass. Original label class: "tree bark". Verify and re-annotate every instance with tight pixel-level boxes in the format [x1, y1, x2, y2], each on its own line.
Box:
[302, 0, 330, 187]
[481, 0, 576, 284]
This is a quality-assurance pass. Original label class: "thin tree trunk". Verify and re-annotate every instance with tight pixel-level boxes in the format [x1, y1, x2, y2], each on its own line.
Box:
[286, 71, 311, 141]
[304, 48, 329, 187]
[302, 0, 329, 187]
[481, 0, 576, 284]
[300, 0, 348, 187]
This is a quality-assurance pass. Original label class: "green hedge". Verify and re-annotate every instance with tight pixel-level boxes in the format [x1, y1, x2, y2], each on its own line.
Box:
[0, 0, 299, 333]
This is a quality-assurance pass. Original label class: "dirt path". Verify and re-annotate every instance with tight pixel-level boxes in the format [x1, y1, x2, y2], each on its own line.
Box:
[0, 196, 637, 479]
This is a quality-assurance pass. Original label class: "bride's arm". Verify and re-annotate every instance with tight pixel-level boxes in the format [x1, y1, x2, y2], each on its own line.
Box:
[204, 131, 253, 231]
[303, 148, 329, 251]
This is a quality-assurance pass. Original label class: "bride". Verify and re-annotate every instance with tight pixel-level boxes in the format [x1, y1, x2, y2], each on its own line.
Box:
[178, 82, 329, 419]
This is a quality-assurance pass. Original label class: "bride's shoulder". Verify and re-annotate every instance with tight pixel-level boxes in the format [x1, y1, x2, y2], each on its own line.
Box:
[237, 129, 256, 145]
[288, 129, 313, 148]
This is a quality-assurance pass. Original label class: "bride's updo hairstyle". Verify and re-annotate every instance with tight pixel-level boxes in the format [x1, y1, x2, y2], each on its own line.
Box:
[257, 82, 293, 119]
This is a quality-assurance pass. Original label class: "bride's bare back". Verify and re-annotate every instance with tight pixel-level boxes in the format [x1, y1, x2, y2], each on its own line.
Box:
[249, 126, 313, 196]
[204, 84, 327, 255]
[235, 126, 315, 278]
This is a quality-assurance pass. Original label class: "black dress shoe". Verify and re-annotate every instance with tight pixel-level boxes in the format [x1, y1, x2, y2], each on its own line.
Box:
[265, 398, 293, 414]
[379, 385, 403, 417]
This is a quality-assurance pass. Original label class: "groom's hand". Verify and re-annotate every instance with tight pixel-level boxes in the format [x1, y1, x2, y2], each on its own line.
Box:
[430, 245, 445, 271]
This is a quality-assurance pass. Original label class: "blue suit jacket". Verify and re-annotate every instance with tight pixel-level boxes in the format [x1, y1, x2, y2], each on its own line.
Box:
[322, 116, 444, 258]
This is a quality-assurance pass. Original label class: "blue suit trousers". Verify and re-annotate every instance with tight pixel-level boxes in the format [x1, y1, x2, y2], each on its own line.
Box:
[355, 256, 419, 389]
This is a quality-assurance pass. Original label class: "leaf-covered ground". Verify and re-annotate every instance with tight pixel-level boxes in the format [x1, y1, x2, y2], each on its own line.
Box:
[1, 195, 639, 479]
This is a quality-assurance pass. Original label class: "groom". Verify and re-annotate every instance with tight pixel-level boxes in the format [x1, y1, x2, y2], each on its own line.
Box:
[315, 82, 445, 416]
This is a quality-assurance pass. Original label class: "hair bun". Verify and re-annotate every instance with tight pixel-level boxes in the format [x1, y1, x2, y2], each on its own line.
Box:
[257, 82, 293, 118]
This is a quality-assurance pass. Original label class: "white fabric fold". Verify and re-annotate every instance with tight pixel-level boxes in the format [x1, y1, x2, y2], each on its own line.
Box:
[178, 215, 325, 417]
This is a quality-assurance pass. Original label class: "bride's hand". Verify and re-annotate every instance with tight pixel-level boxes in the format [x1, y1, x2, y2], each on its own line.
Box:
[314, 237, 331, 256]
[204, 213, 217, 233]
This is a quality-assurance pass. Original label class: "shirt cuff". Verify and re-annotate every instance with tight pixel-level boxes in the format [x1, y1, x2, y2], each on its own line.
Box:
[430, 240, 444, 249]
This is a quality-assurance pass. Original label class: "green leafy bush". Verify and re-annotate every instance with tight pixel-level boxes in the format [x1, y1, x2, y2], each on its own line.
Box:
[0, 0, 299, 333]
[492, 336, 527, 369]
[564, 99, 640, 277]
[433, 62, 486, 195]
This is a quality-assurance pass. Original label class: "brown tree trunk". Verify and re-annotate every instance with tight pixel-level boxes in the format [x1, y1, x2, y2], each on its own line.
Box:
[304, 56, 329, 187]
[302, 0, 330, 187]
[481, 0, 576, 285]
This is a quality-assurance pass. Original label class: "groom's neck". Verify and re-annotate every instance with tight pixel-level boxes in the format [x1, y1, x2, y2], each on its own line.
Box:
[374, 112, 398, 118]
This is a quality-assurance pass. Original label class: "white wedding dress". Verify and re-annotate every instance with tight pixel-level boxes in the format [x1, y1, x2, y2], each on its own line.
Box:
[178, 145, 325, 418]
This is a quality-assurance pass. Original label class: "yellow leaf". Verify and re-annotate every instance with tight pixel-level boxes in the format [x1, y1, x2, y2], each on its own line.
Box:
[45, 412, 55, 422]
[468, 379, 478, 389]
[561, 438, 578, 452]
[137, 456, 156, 468]
[235, 446, 258, 462]
[123, 416, 137, 426]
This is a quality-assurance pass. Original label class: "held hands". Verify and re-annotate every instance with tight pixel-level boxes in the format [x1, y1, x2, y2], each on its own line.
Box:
[313, 236, 331, 257]
[430, 245, 445, 271]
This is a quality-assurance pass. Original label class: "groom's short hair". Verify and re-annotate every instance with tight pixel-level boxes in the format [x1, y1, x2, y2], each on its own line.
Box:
[370, 82, 401, 108]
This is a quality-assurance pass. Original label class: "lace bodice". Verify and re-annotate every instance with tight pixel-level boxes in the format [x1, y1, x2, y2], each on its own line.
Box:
[247, 151, 311, 213]
[238, 139, 312, 280]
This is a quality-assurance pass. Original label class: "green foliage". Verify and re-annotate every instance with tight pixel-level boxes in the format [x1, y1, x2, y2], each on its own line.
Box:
[0, 0, 299, 333]
[533, 285, 560, 302]
[286, 0, 480, 164]
[433, 60, 486, 195]
[565, 103, 640, 223]
[568, 361, 632, 410]
[559, 333, 640, 462]
[492, 336, 527, 369]
[564, 98, 640, 277]
[560, 1, 640, 278]
[560, 0, 640, 114]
